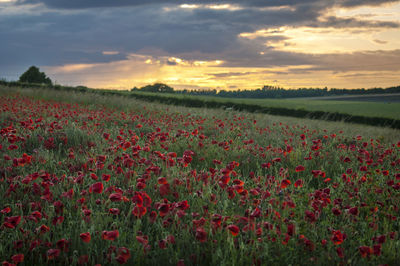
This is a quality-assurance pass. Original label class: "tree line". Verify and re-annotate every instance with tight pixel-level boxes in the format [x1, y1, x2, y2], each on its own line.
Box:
[132, 84, 400, 98]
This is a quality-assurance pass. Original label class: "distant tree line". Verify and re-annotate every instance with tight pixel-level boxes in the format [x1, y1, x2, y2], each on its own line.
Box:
[132, 84, 400, 99]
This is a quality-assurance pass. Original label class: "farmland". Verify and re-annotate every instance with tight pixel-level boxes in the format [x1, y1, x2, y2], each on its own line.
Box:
[0, 87, 399, 265]
[304, 93, 400, 103]
[127, 91, 400, 120]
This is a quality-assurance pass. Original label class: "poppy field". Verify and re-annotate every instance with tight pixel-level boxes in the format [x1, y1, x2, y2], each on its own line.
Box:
[0, 88, 399, 265]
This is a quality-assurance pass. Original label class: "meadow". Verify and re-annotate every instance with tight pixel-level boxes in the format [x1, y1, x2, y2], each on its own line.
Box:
[0, 87, 399, 265]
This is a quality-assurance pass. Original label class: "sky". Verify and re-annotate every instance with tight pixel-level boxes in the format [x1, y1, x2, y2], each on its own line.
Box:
[0, 0, 399, 90]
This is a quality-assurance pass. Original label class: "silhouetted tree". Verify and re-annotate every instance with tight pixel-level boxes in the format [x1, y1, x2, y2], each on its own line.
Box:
[19, 66, 52, 85]
[137, 83, 174, 93]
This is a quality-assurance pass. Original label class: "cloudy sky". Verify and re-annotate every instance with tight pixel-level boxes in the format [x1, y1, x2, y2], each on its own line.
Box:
[1, 0, 399, 90]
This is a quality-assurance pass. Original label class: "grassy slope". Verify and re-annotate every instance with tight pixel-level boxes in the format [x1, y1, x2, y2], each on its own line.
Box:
[2, 87, 399, 142]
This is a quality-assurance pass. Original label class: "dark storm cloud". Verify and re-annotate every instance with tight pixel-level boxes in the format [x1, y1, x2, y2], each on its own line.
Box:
[307, 16, 400, 28]
[0, 8, 129, 77]
[15, 0, 400, 9]
[338, 0, 399, 7]
[207, 72, 255, 78]
[0, 3, 317, 71]
[1, 0, 399, 81]
[12, 0, 321, 9]
[309, 50, 400, 72]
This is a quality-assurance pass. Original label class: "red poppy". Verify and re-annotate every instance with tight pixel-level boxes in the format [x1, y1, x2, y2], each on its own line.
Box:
[132, 205, 147, 218]
[109, 208, 120, 215]
[102, 174, 111, 182]
[158, 203, 169, 217]
[373, 244, 381, 256]
[47, 249, 61, 260]
[159, 183, 170, 196]
[332, 208, 341, 216]
[305, 210, 316, 223]
[195, 227, 207, 242]
[175, 200, 190, 210]
[11, 254, 24, 264]
[250, 207, 261, 218]
[52, 216, 64, 226]
[8, 144, 18, 150]
[149, 211, 157, 223]
[281, 179, 291, 189]
[0, 207, 11, 214]
[116, 247, 131, 264]
[227, 225, 240, 236]
[140, 192, 152, 207]
[336, 247, 344, 258]
[158, 239, 167, 249]
[136, 235, 148, 245]
[359, 246, 373, 258]
[53, 201, 64, 214]
[272, 157, 281, 163]
[331, 230, 344, 245]
[80, 232, 91, 243]
[89, 182, 103, 194]
[103, 132, 110, 139]
[287, 223, 295, 236]
[38, 224, 50, 234]
[3, 216, 21, 229]
[109, 193, 123, 202]
[1, 261, 15, 266]
[102, 230, 119, 241]
[348, 207, 358, 216]
[157, 177, 167, 184]
[294, 179, 303, 188]
[56, 239, 69, 251]
[295, 165, 305, 172]
[374, 235, 386, 244]
[136, 182, 146, 190]
[168, 152, 177, 157]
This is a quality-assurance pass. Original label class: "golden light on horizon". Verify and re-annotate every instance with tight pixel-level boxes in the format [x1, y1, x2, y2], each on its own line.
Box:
[44, 51, 400, 91]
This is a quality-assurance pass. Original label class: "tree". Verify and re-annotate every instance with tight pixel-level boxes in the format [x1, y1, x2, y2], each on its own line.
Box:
[19, 66, 52, 85]
[139, 83, 174, 93]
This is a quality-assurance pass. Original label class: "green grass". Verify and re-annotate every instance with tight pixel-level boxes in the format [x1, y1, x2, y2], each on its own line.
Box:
[128, 91, 400, 119]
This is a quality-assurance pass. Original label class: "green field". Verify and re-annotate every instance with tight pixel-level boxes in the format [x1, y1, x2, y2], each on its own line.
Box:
[127, 91, 400, 120]
[304, 93, 400, 103]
